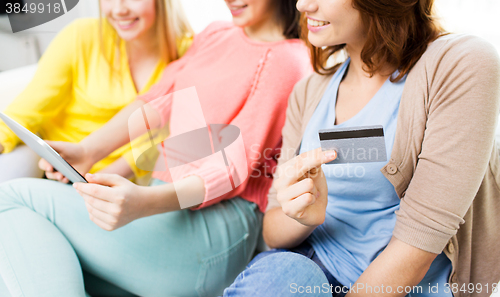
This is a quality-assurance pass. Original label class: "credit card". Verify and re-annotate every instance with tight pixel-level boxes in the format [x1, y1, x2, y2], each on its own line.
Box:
[319, 125, 387, 164]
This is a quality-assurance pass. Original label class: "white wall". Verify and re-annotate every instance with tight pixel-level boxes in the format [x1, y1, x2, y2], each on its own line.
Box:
[435, 0, 500, 54]
[0, 0, 100, 71]
[182, 0, 231, 33]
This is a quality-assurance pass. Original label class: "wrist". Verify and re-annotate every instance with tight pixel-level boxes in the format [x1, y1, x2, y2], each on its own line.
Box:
[80, 139, 101, 166]
[264, 208, 318, 249]
[139, 183, 180, 217]
[296, 221, 318, 238]
[135, 185, 155, 219]
[289, 209, 325, 228]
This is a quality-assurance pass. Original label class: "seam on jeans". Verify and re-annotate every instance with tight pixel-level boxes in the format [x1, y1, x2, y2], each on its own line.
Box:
[205, 232, 249, 267]
[0, 231, 26, 297]
[305, 246, 315, 259]
[228, 198, 251, 236]
[195, 232, 250, 297]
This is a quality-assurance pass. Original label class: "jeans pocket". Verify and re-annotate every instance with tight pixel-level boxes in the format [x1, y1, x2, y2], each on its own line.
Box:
[195, 232, 250, 297]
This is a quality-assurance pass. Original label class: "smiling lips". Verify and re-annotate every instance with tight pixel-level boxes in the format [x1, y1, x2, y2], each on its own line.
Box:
[229, 4, 247, 16]
[115, 18, 139, 30]
[307, 17, 331, 32]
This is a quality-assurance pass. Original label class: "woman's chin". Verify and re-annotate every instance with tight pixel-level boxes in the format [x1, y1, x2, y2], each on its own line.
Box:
[116, 32, 141, 42]
[308, 34, 341, 49]
[231, 18, 249, 28]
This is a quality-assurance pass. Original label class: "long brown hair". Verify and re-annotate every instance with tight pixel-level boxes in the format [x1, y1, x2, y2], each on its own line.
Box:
[307, 0, 444, 82]
[275, 0, 302, 39]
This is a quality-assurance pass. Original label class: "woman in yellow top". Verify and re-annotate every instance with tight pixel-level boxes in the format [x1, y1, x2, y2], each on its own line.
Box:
[0, 0, 192, 183]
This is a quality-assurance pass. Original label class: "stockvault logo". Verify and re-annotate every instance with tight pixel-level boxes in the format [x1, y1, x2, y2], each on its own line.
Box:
[4, 0, 79, 33]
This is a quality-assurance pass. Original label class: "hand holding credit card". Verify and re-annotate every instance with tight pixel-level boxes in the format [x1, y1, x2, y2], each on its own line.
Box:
[319, 125, 387, 164]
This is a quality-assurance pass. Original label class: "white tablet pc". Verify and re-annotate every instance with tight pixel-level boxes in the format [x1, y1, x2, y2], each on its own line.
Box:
[0, 112, 87, 183]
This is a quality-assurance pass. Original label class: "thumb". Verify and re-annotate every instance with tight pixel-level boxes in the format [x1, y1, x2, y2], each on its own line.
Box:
[46, 140, 68, 154]
[321, 150, 337, 164]
[38, 158, 53, 172]
[308, 150, 337, 180]
[85, 173, 126, 187]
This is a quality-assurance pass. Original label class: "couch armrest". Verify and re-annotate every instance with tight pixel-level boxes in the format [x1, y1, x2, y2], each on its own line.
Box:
[0, 64, 37, 111]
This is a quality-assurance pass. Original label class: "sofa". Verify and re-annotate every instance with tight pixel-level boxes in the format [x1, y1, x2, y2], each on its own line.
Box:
[0, 64, 37, 111]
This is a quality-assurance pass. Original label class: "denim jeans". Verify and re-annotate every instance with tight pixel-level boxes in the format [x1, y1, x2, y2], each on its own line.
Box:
[223, 241, 347, 297]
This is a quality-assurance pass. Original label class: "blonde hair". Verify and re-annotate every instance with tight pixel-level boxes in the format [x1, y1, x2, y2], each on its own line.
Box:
[99, 0, 193, 70]
[154, 0, 193, 63]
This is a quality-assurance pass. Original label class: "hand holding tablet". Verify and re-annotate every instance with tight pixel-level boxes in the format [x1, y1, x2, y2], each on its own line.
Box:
[0, 112, 88, 183]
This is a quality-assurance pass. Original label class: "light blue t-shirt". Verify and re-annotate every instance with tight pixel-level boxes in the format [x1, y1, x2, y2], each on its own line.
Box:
[300, 59, 453, 296]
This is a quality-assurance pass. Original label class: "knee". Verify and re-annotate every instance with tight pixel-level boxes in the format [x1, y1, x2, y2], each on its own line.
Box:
[258, 252, 329, 286]
[224, 252, 330, 297]
[0, 178, 35, 207]
[0, 178, 53, 207]
[0, 178, 40, 194]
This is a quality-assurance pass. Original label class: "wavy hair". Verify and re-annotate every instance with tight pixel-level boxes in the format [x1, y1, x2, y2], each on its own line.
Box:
[306, 0, 444, 82]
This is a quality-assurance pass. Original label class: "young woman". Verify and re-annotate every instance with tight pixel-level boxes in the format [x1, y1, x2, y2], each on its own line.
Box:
[0, 0, 192, 183]
[223, 0, 500, 296]
[0, 0, 312, 296]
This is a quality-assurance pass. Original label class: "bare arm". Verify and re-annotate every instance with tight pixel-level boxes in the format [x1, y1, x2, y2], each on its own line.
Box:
[346, 237, 437, 296]
[73, 172, 206, 230]
[265, 148, 438, 295]
[97, 157, 134, 179]
[264, 148, 337, 248]
[263, 207, 317, 249]
[262, 83, 311, 248]
[41, 99, 162, 181]
[139, 175, 206, 214]
[81, 99, 148, 165]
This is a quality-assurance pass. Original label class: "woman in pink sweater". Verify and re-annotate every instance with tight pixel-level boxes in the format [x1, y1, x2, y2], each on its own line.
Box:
[0, 0, 311, 296]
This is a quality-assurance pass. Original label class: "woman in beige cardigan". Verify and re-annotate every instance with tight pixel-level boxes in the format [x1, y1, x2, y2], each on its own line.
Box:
[223, 0, 500, 296]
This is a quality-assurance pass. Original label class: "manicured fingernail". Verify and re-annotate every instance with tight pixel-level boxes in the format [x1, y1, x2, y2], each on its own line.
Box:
[324, 150, 337, 159]
[72, 183, 78, 189]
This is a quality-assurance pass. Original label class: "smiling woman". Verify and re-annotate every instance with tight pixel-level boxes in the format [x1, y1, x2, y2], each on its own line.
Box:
[101, 0, 157, 40]
[0, 0, 193, 295]
[227, 0, 301, 41]
[223, 0, 500, 296]
[0, 0, 313, 296]
[0, 0, 193, 183]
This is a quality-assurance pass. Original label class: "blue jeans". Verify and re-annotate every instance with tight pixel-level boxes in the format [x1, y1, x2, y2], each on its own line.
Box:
[223, 241, 347, 297]
[0, 178, 262, 297]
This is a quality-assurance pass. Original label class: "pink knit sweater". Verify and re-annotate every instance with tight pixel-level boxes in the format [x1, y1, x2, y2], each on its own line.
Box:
[139, 22, 311, 212]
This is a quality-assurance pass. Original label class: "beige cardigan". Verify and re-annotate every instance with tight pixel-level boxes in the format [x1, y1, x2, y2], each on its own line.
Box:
[266, 34, 500, 296]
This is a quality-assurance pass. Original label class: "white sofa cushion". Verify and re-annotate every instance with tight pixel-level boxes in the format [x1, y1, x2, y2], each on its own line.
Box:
[0, 64, 37, 111]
